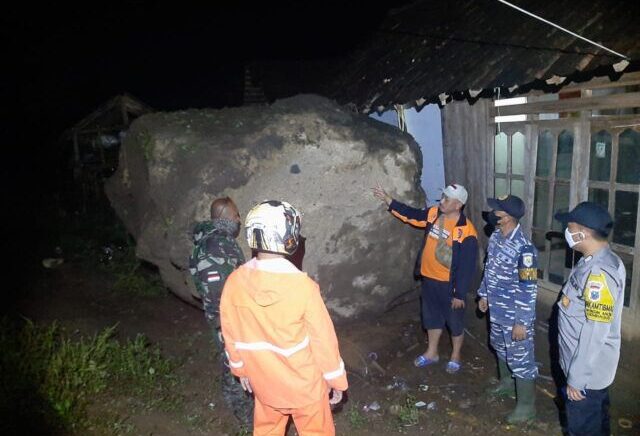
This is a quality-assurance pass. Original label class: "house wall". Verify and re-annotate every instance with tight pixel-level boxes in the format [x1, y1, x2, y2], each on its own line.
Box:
[370, 105, 444, 206]
[441, 99, 493, 247]
[440, 81, 640, 339]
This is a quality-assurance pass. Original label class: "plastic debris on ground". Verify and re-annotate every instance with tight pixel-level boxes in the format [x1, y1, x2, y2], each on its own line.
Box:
[363, 401, 381, 412]
[427, 401, 437, 411]
[386, 376, 408, 391]
[419, 384, 429, 392]
[415, 401, 427, 408]
[618, 418, 632, 429]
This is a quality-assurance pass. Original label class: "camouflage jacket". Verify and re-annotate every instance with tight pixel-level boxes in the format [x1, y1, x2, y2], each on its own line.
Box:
[189, 219, 245, 312]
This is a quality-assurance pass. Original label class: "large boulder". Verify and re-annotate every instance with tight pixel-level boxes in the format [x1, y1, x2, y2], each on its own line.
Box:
[105, 95, 425, 320]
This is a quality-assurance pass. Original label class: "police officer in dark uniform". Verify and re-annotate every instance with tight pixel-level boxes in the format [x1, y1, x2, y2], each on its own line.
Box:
[555, 202, 626, 436]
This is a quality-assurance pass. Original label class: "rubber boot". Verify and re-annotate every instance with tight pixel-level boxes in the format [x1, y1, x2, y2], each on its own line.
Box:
[486, 358, 515, 398]
[507, 378, 536, 423]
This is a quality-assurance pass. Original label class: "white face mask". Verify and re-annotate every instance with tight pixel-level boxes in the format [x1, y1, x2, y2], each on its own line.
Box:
[564, 227, 585, 248]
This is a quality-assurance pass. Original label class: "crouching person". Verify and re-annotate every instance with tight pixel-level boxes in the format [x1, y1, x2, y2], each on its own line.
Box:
[220, 200, 348, 436]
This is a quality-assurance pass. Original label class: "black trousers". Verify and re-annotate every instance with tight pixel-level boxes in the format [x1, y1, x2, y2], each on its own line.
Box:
[565, 386, 610, 436]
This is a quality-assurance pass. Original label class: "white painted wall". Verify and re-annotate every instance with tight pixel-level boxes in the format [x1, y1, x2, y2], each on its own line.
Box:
[370, 105, 445, 206]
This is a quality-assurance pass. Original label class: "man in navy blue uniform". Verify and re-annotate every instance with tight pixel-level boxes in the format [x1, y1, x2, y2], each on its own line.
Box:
[477, 195, 538, 423]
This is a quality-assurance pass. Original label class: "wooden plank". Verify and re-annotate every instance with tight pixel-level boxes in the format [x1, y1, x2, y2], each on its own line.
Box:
[490, 92, 640, 117]
[559, 71, 640, 93]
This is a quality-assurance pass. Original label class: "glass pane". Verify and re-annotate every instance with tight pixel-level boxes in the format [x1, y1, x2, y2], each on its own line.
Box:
[495, 132, 508, 174]
[512, 132, 525, 176]
[556, 130, 574, 179]
[533, 181, 549, 228]
[548, 235, 568, 285]
[495, 177, 508, 198]
[617, 252, 633, 307]
[511, 179, 525, 199]
[532, 231, 548, 278]
[617, 129, 640, 184]
[588, 188, 609, 211]
[589, 130, 612, 182]
[536, 130, 554, 177]
[613, 191, 638, 247]
[552, 184, 570, 231]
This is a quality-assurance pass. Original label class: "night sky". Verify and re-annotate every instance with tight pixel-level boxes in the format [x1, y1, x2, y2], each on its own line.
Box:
[10, 3, 395, 143]
[4, 3, 396, 290]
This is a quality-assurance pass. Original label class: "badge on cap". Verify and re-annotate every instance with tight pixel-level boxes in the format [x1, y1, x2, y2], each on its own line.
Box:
[498, 194, 509, 200]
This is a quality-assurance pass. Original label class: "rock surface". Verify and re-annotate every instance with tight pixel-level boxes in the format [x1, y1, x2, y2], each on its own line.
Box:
[105, 94, 425, 319]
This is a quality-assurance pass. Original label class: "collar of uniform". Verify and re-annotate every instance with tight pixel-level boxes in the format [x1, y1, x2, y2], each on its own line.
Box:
[582, 245, 610, 264]
[247, 257, 300, 273]
[506, 223, 521, 241]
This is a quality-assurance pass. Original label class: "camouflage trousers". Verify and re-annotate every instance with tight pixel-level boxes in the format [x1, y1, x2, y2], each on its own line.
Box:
[489, 322, 538, 380]
[210, 322, 254, 427]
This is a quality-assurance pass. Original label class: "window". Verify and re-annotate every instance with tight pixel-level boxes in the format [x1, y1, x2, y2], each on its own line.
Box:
[532, 129, 574, 285]
[588, 127, 640, 307]
[488, 81, 640, 316]
[493, 131, 526, 198]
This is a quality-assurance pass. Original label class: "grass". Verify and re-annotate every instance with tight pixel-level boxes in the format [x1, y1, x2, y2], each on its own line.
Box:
[396, 394, 420, 428]
[0, 318, 179, 433]
[107, 246, 167, 297]
[347, 403, 367, 429]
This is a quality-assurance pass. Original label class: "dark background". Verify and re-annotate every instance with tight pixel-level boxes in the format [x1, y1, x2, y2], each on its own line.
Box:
[3, 2, 398, 300]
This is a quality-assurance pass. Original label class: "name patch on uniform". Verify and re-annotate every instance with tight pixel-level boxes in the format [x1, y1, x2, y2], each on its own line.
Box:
[583, 272, 614, 323]
[207, 271, 221, 283]
[522, 254, 533, 268]
[519, 268, 537, 281]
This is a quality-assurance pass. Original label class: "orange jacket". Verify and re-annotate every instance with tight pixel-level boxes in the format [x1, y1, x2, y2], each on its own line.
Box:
[220, 258, 348, 409]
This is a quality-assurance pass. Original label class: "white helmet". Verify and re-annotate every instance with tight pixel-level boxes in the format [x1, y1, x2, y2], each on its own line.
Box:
[245, 200, 301, 255]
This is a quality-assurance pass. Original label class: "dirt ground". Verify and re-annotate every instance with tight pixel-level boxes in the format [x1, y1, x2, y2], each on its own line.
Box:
[15, 262, 640, 435]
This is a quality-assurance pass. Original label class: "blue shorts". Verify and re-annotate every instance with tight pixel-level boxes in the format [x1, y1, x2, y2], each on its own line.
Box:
[420, 277, 465, 336]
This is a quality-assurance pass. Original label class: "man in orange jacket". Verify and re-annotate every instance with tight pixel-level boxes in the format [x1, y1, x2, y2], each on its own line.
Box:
[220, 200, 348, 436]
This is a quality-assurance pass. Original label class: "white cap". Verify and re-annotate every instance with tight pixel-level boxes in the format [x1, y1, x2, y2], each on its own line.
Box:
[442, 184, 468, 205]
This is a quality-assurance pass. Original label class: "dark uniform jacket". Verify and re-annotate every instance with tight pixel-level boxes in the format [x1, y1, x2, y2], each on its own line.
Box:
[389, 200, 479, 301]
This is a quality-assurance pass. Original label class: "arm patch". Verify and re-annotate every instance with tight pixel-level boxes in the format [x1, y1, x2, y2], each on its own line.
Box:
[583, 272, 614, 323]
[519, 268, 537, 281]
[518, 247, 538, 282]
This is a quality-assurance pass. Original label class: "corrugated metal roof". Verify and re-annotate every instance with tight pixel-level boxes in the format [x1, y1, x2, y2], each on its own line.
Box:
[328, 0, 640, 112]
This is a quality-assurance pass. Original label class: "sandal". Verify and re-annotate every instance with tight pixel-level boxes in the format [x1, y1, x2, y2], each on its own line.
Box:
[414, 355, 440, 368]
[446, 360, 462, 374]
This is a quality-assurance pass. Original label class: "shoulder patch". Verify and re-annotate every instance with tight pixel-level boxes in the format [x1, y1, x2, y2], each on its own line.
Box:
[583, 272, 615, 323]
[519, 268, 537, 281]
[522, 253, 533, 268]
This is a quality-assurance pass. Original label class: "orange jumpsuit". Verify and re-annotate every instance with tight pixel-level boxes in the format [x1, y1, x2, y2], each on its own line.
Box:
[220, 257, 348, 436]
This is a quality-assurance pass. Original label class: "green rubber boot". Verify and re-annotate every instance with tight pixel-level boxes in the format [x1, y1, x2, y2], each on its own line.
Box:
[506, 378, 536, 424]
[486, 359, 515, 398]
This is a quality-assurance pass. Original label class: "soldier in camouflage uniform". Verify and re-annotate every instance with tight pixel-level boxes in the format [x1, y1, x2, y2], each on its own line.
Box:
[477, 195, 538, 424]
[189, 197, 253, 427]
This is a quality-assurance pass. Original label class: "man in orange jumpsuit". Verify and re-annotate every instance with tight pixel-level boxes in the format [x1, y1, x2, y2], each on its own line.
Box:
[220, 200, 348, 436]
